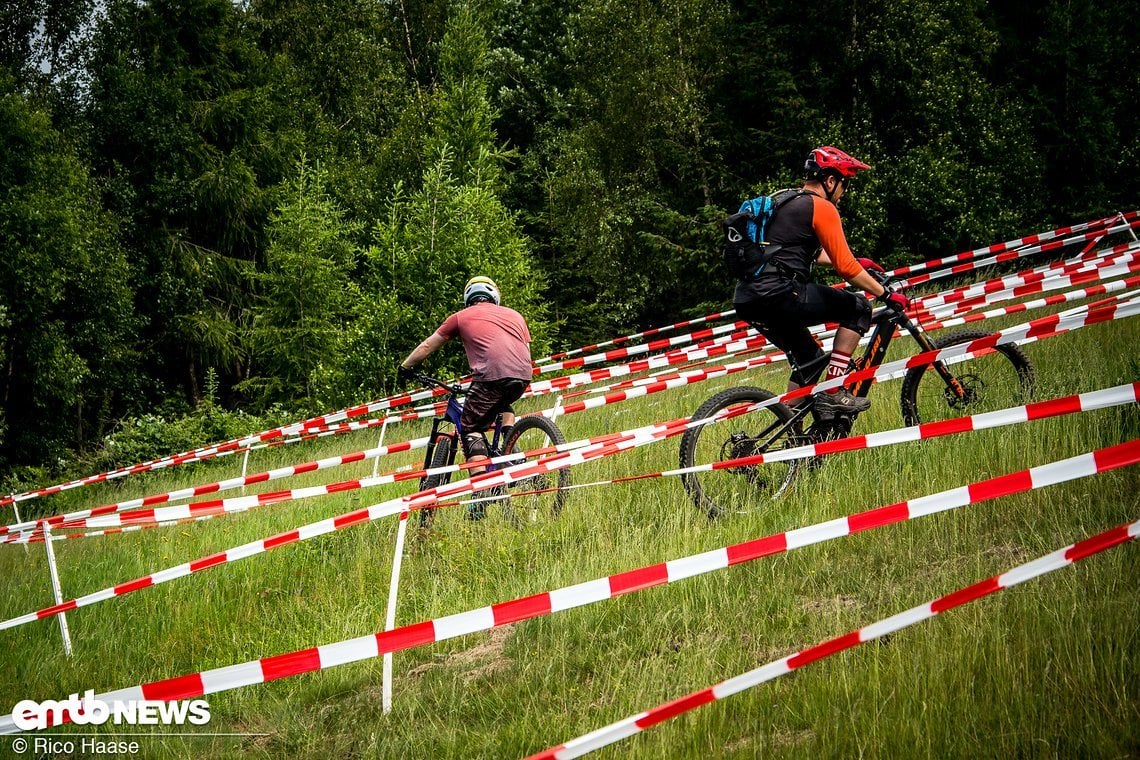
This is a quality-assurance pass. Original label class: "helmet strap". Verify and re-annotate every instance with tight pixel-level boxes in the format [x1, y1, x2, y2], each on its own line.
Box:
[822, 175, 840, 204]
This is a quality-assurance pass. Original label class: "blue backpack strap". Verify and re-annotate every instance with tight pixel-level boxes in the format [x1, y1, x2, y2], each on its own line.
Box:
[737, 196, 775, 243]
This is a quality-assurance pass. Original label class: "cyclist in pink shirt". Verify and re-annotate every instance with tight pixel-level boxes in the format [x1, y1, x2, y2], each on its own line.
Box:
[398, 276, 532, 474]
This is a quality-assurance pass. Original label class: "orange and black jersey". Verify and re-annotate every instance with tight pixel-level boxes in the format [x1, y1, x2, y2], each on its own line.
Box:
[735, 190, 861, 301]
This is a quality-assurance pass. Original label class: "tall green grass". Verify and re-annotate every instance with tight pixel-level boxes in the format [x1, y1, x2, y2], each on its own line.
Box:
[0, 299, 1137, 759]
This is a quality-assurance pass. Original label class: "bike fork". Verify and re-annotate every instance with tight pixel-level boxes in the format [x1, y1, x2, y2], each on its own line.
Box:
[904, 316, 970, 401]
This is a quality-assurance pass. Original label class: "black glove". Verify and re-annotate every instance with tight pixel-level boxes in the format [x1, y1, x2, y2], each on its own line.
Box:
[397, 365, 416, 384]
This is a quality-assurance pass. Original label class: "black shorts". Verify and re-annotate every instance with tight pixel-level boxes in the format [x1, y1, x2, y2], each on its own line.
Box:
[736, 279, 872, 386]
[460, 378, 528, 435]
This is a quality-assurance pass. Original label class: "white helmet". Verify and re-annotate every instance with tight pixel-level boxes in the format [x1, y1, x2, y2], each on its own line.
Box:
[463, 275, 501, 306]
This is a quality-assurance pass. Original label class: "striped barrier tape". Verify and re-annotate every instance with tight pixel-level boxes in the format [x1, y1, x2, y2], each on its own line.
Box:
[11, 514, 226, 545]
[531, 323, 754, 376]
[2, 436, 1135, 734]
[532, 516, 1140, 759]
[918, 274, 1140, 333]
[0, 436, 433, 538]
[532, 246, 1140, 412]
[912, 241, 1140, 312]
[490, 383, 1140, 498]
[0, 384, 463, 509]
[560, 264, 1140, 418]
[3, 226, 1131, 510]
[310, 245, 1133, 435]
[917, 244, 1140, 315]
[7, 265, 1135, 543]
[16, 290, 1140, 543]
[533, 310, 741, 365]
[918, 254, 1140, 324]
[0, 287, 1133, 624]
[883, 210, 1135, 277]
[530, 242, 1139, 403]
[893, 219, 1140, 290]
[897, 246, 1140, 331]
[532, 211, 1136, 366]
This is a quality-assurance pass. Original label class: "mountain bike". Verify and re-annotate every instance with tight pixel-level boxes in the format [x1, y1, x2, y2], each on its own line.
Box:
[678, 274, 1037, 518]
[413, 374, 570, 530]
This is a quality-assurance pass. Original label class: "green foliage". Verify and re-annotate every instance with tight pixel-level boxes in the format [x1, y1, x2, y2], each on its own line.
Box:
[246, 158, 361, 408]
[0, 75, 136, 467]
[61, 370, 286, 499]
[327, 5, 549, 403]
[1, 0, 1137, 475]
[352, 146, 547, 394]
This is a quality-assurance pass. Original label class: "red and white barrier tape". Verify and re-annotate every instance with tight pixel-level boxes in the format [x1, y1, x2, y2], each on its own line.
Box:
[5, 222, 1131, 509]
[918, 274, 1140, 333]
[0, 384, 461, 508]
[11, 514, 225, 544]
[532, 517, 1140, 759]
[9, 280, 1136, 546]
[915, 246, 1140, 319]
[1, 293, 1133, 621]
[883, 211, 1135, 278]
[531, 243, 1139, 406]
[894, 220, 1140, 290]
[3, 437, 1134, 734]
[535, 247, 1139, 415]
[0, 436, 433, 538]
[25, 364, 1138, 540]
[913, 242, 1139, 313]
[533, 212, 1135, 367]
[533, 310, 740, 365]
[917, 255, 1140, 325]
[514, 383, 1140, 496]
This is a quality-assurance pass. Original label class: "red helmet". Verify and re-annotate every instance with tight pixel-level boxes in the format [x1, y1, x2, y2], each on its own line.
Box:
[804, 146, 871, 180]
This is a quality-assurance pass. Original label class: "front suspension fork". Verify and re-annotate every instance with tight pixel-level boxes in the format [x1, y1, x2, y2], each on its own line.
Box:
[902, 315, 969, 401]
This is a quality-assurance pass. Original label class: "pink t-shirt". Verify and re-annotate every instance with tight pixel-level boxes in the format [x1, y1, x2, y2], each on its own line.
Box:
[434, 303, 533, 381]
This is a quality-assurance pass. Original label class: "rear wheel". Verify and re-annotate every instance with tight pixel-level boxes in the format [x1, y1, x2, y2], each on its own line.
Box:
[678, 386, 804, 519]
[417, 435, 454, 531]
[900, 328, 1036, 425]
[502, 415, 570, 525]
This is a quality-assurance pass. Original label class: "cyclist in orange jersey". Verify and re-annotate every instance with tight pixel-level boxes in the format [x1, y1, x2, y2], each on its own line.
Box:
[734, 146, 909, 419]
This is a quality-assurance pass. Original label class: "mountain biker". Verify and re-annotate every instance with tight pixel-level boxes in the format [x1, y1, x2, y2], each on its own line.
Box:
[734, 146, 909, 420]
[397, 276, 532, 477]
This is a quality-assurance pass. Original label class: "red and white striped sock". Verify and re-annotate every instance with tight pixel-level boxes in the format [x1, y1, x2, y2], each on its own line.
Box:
[824, 349, 853, 394]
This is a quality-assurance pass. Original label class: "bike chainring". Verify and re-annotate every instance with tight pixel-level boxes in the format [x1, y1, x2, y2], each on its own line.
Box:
[808, 417, 853, 442]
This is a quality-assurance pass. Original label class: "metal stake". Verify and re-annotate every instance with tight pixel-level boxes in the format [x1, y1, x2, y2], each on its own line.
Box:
[42, 526, 73, 656]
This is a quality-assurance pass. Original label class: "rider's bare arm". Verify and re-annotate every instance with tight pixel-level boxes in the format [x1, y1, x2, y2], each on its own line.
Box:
[400, 332, 449, 370]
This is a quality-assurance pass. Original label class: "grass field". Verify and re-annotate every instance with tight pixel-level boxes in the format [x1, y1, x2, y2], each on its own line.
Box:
[1, 274, 1138, 759]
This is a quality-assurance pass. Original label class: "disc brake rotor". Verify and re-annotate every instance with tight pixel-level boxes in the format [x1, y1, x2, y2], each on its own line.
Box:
[944, 373, 984, 409]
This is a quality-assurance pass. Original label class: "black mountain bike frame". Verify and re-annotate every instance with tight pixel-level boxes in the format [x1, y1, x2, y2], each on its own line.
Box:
[763, 286, 969, 442]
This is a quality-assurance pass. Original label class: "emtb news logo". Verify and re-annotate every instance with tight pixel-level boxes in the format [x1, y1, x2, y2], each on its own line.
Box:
[11, 690, 210, 730]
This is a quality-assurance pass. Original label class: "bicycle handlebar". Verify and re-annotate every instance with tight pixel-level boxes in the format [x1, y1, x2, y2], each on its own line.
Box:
[867, 268, 905, 292]
[414, 373, 464, 397]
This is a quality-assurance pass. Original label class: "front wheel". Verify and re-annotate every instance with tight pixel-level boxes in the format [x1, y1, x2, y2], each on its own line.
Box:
[417, 435, 455, 531]
[502, 415, 570, 525]
[899, 328, 1036, 425]
[678, 386, 803, 519]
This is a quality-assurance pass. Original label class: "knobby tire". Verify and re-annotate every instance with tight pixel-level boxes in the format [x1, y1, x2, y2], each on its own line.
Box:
[899, 328, 1036, 425]
[678, 386, 802, 519]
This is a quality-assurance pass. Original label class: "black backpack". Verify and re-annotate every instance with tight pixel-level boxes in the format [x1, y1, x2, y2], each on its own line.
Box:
[722, 189, 803, 281]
